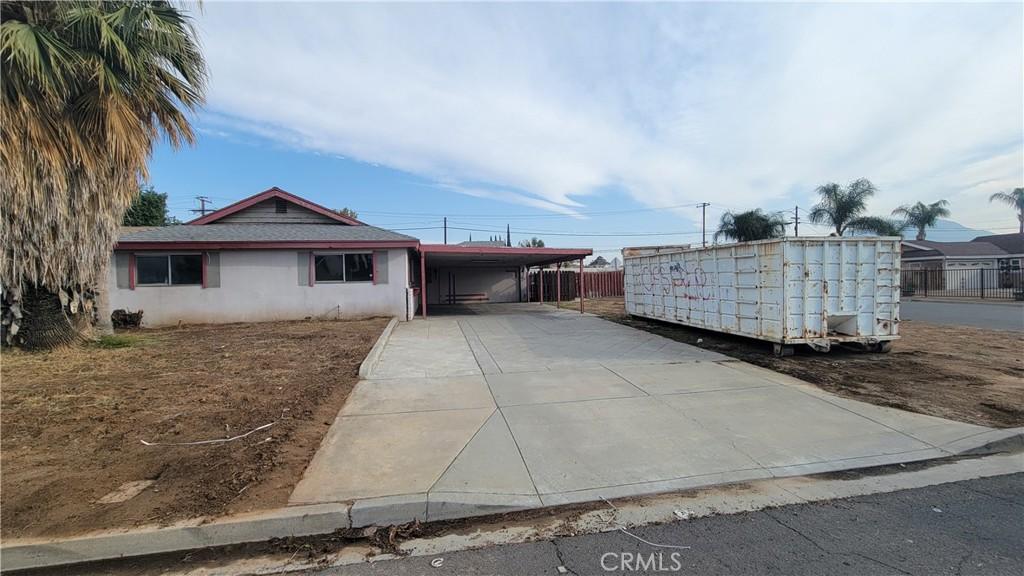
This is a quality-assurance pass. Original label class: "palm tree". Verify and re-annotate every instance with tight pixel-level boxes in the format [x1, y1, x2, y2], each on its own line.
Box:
[847, 216, 908, 237]
[989, 187, 1024, 234]
[807, 178, 879, 236]
[714, 209, 788, 243]
[891, 200, 951, 240]
[1, 1, 206, 348]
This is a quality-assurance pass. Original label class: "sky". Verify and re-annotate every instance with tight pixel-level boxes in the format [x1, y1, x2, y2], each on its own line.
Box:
[150, 1, 1024, 260]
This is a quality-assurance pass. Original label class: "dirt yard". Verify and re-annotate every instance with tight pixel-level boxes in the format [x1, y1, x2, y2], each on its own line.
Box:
[559, 298, 1023, 428]
[1, 317, 389, 540]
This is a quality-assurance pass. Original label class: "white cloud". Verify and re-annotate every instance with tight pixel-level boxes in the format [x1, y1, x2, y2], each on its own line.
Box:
[197, 2, 1023, 230]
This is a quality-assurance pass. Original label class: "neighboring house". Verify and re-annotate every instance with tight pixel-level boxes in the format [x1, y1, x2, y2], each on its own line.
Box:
[901, 233, 1023, 291]
[587, 256, 610, 268]
[109, 187, 590, 325]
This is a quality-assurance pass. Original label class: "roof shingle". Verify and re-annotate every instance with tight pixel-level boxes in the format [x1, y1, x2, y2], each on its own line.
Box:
[118, 224, 417, 244]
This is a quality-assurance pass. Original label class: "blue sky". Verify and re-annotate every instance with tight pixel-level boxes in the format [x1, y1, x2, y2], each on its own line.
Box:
[151, 2, 1023, 260]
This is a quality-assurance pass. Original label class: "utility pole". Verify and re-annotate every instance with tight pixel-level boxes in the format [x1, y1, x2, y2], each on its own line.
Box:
[698, 202, 710, 247]
[793, 206, 800, 237]
[443, 217, 447, 244]
[190, 196, 212, 217]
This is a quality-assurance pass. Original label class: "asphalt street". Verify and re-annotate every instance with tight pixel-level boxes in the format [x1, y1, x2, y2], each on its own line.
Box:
[901, 300, 1024, 331]
[319, 473, 1024, 576]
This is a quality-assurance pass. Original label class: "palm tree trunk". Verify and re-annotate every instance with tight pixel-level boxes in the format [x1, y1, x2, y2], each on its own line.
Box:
[13, 285, 86, 350]
[94, 259, 114, 335]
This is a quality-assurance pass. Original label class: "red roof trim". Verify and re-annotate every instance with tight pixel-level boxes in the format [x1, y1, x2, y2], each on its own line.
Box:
[186, 187, 364, 226]
[116, 240, 418, 251]
[419, 244, 592, 257]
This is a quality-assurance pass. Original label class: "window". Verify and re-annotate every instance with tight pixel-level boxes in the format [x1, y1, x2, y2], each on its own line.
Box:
[314, 253, 373, 283]
[136, 254, 202, 286]
[137, 256, 169, 285]
[345, 253, 373, 282]
[315, 255, 345, 282]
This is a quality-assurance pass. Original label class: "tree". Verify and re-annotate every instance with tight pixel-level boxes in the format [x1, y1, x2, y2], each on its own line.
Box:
[335, 207, 359, 220]
[891, 200, 951, 240]
[846, 216, 907, 237]
[1, 1, 206, 348]
[123, 186, 179, 226]
[988, 187, 1024, 234]
[713, 209, 787, 243]
[519, 237, 545, 247]
[807, 179, 879, 236]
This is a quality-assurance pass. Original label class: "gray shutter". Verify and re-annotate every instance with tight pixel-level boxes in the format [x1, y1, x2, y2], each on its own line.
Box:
[374, 250, 389, 284]
[205, 252, 221, 288]
[298, 251, 311, 286]
[115, 253, 131, 289]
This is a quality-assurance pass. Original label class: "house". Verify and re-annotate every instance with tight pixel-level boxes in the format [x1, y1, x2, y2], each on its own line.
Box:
[901, 233, 1023, 292]
[901, 233, 1023, 271]
[108, 187, 591, 325]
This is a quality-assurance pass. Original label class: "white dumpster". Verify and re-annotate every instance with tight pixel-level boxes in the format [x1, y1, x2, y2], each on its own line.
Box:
[622, 237, 901, 355]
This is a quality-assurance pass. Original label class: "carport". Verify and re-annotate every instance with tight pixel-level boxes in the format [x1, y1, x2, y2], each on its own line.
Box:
[416, 244, 592, 317]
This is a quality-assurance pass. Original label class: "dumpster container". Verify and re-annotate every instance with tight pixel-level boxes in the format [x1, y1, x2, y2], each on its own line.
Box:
[623, 237, 900, 355]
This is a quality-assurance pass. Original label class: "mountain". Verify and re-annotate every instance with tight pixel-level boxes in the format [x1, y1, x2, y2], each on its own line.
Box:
[917, 219, 994, 242]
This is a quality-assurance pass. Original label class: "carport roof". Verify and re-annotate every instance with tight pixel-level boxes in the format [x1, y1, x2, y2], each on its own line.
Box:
[419, 244, 592, 267]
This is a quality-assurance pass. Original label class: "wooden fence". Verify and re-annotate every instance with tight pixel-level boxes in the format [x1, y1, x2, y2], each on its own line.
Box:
[528, 269, 624, 301]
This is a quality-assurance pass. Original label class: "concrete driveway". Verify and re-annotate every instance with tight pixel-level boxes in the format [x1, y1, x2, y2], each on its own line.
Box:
[290, 304, 1016, 525]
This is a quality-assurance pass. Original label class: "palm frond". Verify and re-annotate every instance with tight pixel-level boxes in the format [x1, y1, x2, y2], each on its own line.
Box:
[1, 0, 206, 297]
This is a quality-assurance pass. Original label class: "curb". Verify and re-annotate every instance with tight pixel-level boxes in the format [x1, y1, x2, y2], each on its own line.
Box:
[905, 297, 1024, 307]
[4, 427, 1021, 572]
[357, 317, 398, 379]
[0, 503, 351, 573]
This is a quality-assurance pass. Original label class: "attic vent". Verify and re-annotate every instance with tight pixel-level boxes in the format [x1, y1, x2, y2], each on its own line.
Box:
[275, 198, 288, 213]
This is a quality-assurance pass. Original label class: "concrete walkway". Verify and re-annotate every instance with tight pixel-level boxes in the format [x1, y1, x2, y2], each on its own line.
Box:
[290, 304, 1014, 524]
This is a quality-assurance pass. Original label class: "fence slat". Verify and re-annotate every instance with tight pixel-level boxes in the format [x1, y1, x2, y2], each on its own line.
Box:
[528, 269, 624, 301]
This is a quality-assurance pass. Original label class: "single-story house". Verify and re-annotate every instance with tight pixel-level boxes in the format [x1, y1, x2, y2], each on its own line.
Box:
[902, 233, 1023, 271]
[901, 233, 1023, 291]
[109, 187, 591, 326]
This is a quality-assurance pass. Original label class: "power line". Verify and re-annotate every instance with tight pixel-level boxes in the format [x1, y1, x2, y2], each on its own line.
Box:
[359, 201, 718, 220]
[389, 225, 704, 238]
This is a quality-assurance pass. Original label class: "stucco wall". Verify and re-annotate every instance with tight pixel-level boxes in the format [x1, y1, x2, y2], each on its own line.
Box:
[426, 266, 523, 304]
[109, 249, 410, 326]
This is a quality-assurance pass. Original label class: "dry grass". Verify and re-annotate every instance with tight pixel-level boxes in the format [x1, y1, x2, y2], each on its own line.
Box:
[1, 317, 388, 539]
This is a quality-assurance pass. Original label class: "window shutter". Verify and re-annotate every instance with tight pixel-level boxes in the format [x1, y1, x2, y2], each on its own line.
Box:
[115, 253, 131, 289]
[374, 251, 389, 284]
[205, 252, 221, 288]
[298, 251, 311, 286]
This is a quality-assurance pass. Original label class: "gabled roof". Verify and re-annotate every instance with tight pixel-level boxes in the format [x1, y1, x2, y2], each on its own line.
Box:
[972, 233, 1024, 255]
[901, 239, 1008, 257]
[187, 187, 364, 226]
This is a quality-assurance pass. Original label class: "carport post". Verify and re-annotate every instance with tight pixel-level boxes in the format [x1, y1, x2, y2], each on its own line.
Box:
[539, 266, 544, 304]
[579, 257, 585, 314]
[556, 263, 561, 309]
[420, 252, 427, 318]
